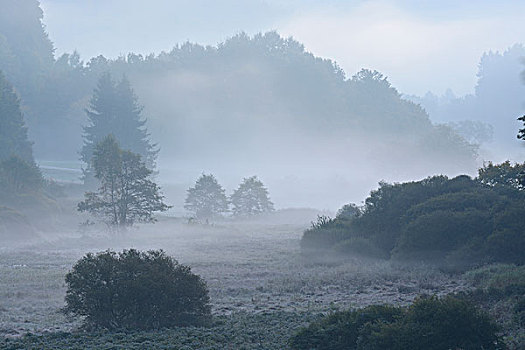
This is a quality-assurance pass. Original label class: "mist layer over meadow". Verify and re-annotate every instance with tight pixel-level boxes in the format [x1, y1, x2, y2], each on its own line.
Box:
[0, 1, 524, 349]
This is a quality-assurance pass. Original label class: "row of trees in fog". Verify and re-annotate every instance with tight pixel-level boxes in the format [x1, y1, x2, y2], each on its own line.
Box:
[1, 59, 276, 232]
[184, 174, 273, 220]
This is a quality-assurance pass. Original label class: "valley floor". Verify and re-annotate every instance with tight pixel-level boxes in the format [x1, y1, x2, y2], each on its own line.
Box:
[0, 216, 468, 348]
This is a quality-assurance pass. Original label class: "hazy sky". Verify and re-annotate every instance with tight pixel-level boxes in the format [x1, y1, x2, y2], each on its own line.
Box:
[40, 0, 525, 96]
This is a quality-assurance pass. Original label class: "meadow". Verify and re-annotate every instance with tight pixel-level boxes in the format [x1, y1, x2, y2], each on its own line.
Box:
[0, 213, 468, 348]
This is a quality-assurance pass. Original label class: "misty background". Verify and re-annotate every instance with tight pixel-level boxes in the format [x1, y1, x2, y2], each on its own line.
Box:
[2, 0, 525, 212]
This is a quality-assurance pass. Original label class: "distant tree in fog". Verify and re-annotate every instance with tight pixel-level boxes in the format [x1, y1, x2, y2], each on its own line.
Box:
[78, 135, 169, 229]
[0, 155, 42, 198]
[0, 71, 34, 163]
[81, 73, 157, 184]
[184, 174, 229, 220]
[230, 176, 274, 217]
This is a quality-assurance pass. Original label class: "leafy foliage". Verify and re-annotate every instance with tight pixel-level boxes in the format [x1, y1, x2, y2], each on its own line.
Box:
[184, 174, 229, 220]
[230, 176, 274, 217]
[302, 167, 525, 266]
[478, 161, 525, 190]
[78, 135, 169, 228]
[64, 249, 211, 330]
[289, 295, 504, 350]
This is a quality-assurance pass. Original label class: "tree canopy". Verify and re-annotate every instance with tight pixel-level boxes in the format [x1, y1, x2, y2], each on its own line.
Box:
[0, 2, 478, 178]
[230, 176, 274, 217]
[64, 249, 211, 330]
[78, 135, 168, 228]
[0, 71, 33, 163]
[81, 73, 157, 182]
[184, 174, 229, 220]
[302, 165, 525, 267]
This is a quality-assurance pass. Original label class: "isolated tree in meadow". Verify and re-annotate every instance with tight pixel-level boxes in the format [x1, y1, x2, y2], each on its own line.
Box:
[184, 174, 229, 220]
[81, 73, 157, 183]
[230, 176, 274, 217]
[64, 249, 211, 330]
[0, 71, 34, 163]
[78, 135, 169, 229]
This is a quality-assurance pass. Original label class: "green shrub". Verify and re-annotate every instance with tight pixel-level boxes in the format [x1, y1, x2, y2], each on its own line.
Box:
[333, 237, 387, 259]
[464, 264, 525, 336]
[64, 249, 211, 330]
[289, 305, 403, 350]
[301, 171, 525, 267]
[289, 295, 505, 350]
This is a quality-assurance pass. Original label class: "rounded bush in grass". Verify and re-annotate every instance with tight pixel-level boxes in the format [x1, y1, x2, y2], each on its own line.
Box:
[64, 249, 211, 330]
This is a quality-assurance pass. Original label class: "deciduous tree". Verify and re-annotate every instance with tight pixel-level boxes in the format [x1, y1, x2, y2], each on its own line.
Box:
[184, 174, 228, 220]
[78, 135, 168, 229]
[230, 176, 274, 217]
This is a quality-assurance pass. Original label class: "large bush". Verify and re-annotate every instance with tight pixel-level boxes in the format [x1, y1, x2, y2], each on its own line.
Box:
[289, 295, 505, 350]
[64, 249, 211, 330]
[301, 169, 525, 266]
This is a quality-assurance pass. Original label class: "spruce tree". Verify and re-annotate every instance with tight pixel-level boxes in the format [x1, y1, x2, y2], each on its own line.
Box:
[81, 73, 157, 183]
[0, 70, 33, 163]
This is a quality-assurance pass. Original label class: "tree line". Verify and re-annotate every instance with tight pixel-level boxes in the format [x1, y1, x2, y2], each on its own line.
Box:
[0, 0, 480, 180]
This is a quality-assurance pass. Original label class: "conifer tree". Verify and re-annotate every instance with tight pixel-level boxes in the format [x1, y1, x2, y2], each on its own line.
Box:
[81, 73, 157, 183]
[0, 71, 33, 163]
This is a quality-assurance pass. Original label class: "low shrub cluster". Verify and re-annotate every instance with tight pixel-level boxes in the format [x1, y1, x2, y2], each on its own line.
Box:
[464, 264, 525, 347]
[289, 295, 505, 350]
[0, 312, 315, 350]
[302, 165, 525, 267]
[64, 249, 211, 330]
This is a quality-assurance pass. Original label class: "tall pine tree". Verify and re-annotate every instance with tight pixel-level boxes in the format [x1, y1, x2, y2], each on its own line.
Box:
[0, 70, 33, 163]
[81, 73, 157, 183]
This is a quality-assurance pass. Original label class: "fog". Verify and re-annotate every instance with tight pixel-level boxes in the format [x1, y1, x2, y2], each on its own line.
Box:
[1, 1, 524, 347]
[40, 0, 525, 95]
[23, 0, 523, 211]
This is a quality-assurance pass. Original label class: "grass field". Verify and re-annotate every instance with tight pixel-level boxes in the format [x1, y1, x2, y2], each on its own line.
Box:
[0, 215, 469, 348]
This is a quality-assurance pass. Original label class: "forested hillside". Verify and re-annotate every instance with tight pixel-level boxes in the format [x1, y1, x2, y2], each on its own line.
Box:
[408, 44, 525, 159]
[0, 1, 477, 184]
